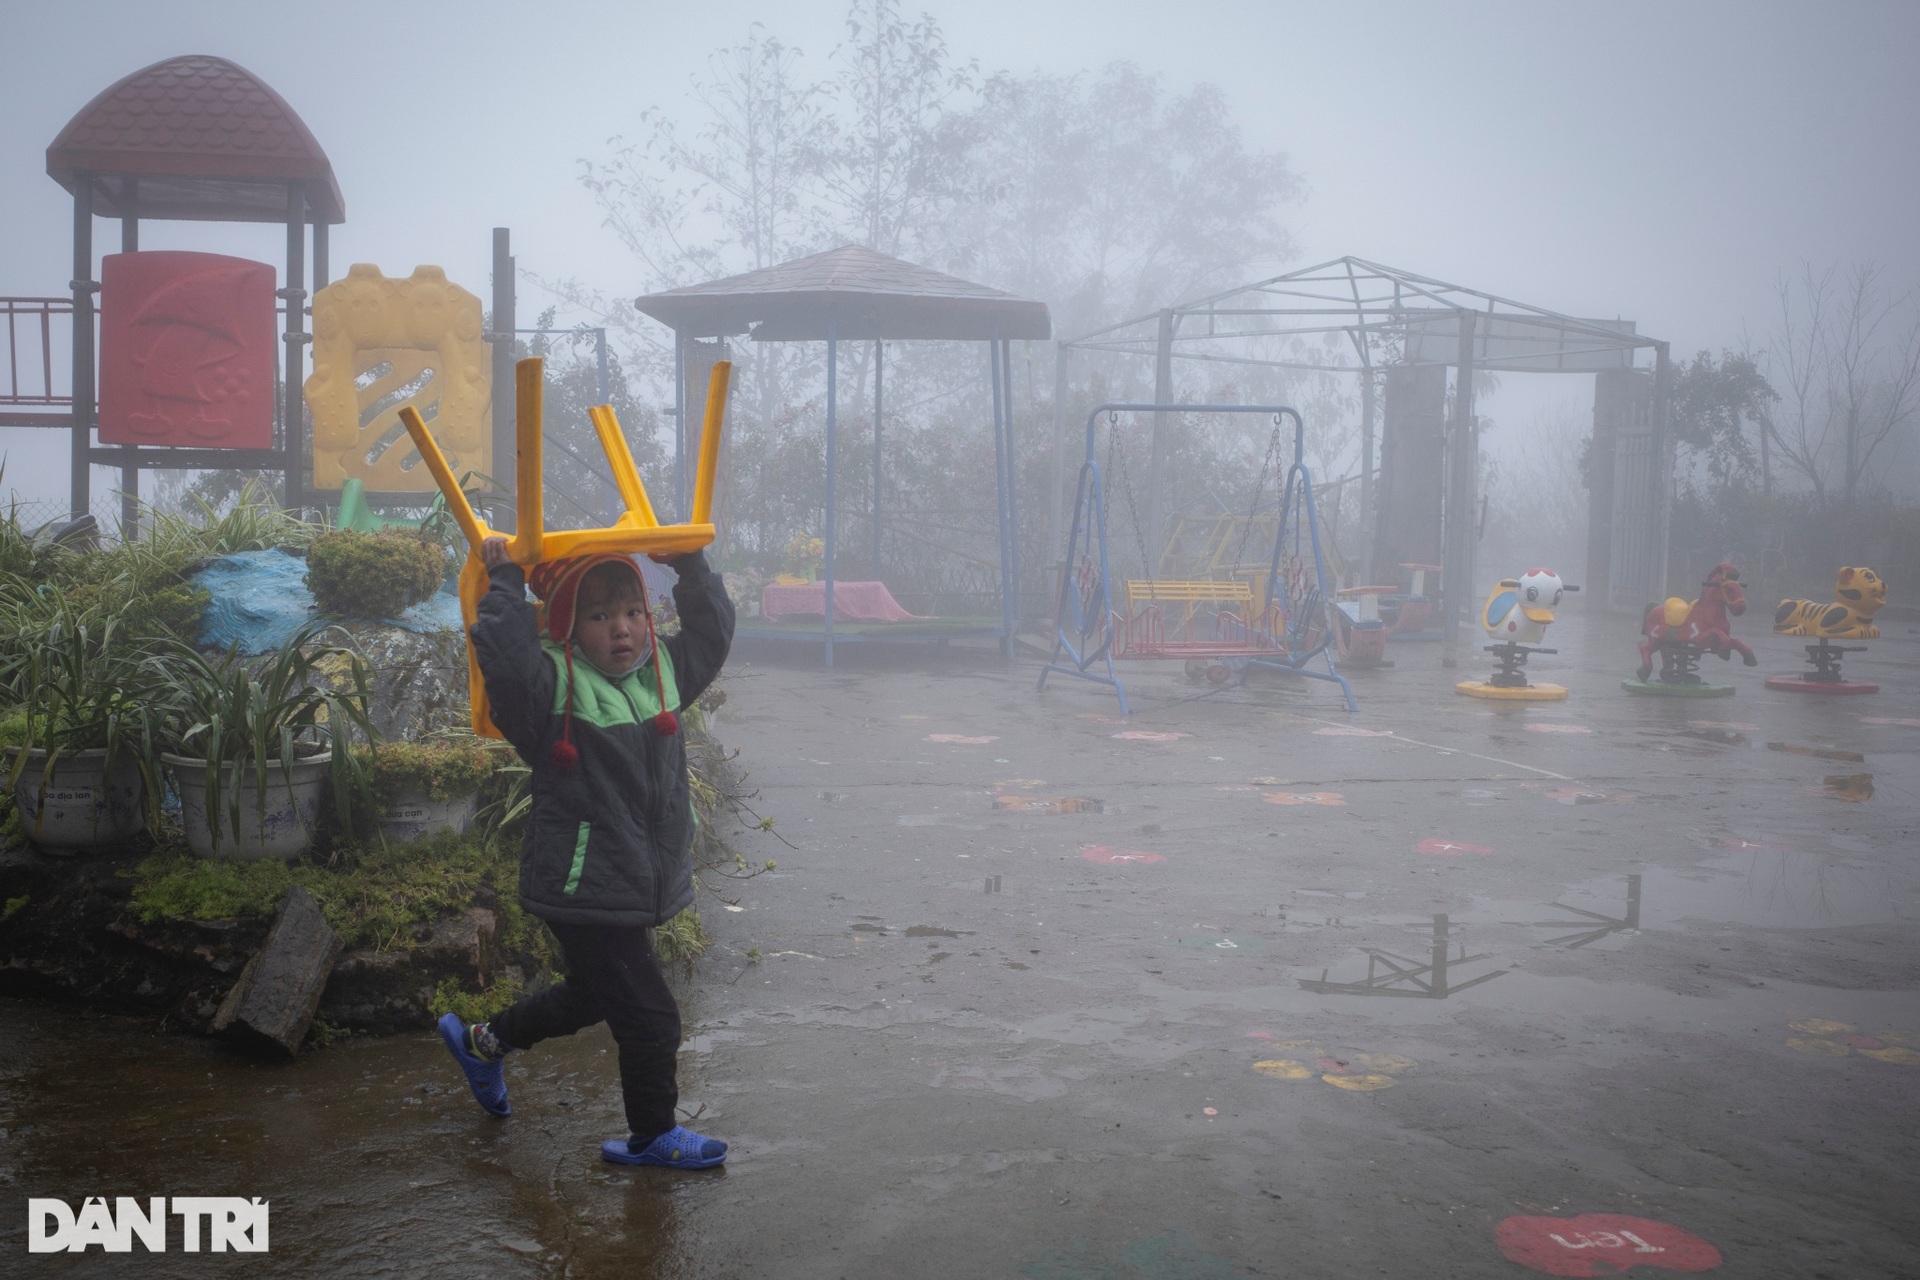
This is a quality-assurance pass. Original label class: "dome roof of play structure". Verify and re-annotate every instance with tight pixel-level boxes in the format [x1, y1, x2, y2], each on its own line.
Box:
[47, 54, 345, 224]
[635, 244, 1051, 341]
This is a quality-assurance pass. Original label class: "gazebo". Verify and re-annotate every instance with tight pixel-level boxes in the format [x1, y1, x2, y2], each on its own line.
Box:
[635, 245, 1050, 664]
[45, 54, 344, 525]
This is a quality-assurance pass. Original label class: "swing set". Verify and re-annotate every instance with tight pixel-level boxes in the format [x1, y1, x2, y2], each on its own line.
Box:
[1037, 402, 1358, 716]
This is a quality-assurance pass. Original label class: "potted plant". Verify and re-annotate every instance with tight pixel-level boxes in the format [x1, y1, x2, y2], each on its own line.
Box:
[158, 622, 378, 860]
[0, 594, 168, 853]
[360, 737, 499, 843]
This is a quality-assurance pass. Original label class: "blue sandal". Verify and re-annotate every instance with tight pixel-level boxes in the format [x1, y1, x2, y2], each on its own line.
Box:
[601, 1125, 728, 1169]
[437, 1012, 510, 1117]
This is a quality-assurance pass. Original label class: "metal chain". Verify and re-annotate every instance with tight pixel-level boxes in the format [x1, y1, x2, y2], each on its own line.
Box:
[1107, 411, 1153, 580]
[1228, 415, 1285, 571]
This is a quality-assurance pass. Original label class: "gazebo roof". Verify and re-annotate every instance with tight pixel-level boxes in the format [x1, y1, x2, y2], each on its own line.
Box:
[634, 245, 1050, 341]
[47, 54, 345, 224]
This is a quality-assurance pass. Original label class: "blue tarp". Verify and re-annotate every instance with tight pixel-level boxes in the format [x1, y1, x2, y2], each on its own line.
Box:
[192, 549, 464, 654]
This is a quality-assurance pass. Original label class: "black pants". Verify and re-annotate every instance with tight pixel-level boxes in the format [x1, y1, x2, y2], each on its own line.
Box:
[487, 922, 681, 1141]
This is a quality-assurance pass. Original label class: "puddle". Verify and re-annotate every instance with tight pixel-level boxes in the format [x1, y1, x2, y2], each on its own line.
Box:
[1295, 889, 1368, 900]
[993, 795, 1103, 814]
[1822, 773, 1874, 802]
[1261, 791, 1345, 806]
[904, 925, 973, 938]
[818, 790, 851, 803]
[1545, 787, 1632, 805]
[1673, 727, 1748, 746]
[1770, 742, 1866, 762]
[1557, 855, 1899, 930]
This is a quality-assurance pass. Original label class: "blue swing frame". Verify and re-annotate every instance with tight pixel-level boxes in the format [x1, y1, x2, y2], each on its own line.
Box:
[1036, 402, 1358, 716]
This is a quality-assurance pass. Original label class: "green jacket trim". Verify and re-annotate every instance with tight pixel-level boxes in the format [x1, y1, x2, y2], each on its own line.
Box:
[543, 641, 681, 727]
[564, 821, 590, 895]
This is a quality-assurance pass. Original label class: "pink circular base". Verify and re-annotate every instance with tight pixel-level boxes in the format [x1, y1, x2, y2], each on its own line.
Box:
[1764, 675, 1878, 695]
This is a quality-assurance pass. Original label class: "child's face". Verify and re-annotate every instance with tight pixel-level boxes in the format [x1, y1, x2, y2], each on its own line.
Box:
[573, 573, 647, 674]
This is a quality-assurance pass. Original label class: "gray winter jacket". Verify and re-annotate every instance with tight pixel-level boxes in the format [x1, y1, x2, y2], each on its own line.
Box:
[470, 551, 734, 927]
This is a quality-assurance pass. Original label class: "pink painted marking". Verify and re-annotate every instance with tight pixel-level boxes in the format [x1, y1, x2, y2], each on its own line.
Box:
[1080, 846, 1164, 865]
[1111, 730, 1191, 742]
[1416, 838, 1494, 856]
[1496, 1214, 1722, 1276]
[1861, 716, 1920, 727]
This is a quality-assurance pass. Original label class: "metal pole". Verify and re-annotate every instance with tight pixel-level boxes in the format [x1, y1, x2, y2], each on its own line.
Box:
[491, 228, 514, 531]
[1003, 337, 1022, 633]
[673, 329, 686, 521]
[282, 181, 307, 514]
[312, 218, 329, 291]
[118, 187, 138, 535]
[1044, 342, 1069, 597]
[871, 338, 883, 576]
[824, 322, 838, 668]
[1441, 309, 1477, 663]
[69, 178, 94, 520]
[1651, 341, 1673, 598]
[595, 328, 617, 521]
[989, 330, 1013, 656]
[1146, 308, 1174, 574]
[1356, 334, 1376, 586]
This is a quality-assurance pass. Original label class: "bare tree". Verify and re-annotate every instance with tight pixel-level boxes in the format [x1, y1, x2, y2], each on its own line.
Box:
[1764, 262, 1920, 501]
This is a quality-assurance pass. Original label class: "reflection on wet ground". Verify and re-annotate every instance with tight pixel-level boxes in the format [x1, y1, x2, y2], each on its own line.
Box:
[5, 616, 1917, 1275]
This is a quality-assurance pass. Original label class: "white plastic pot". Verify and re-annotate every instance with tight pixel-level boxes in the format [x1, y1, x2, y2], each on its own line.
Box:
[165, 752, 331, 861]
[377, 787, 478, 843]
[5, 748, 146, 854]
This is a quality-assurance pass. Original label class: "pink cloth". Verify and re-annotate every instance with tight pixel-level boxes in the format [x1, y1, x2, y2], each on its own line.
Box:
[760, 580, 924, 622]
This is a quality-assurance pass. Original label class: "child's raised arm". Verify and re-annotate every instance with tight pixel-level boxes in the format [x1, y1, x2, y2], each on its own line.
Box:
[661, 549, 735, 709]
[471, 536, 557, 750]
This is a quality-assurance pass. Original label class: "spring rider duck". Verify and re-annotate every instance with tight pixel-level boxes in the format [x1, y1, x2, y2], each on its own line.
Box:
[1455, 568, 1577, 700]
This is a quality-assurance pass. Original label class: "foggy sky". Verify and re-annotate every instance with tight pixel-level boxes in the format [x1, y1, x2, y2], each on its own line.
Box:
[3, 0, 1917, 506]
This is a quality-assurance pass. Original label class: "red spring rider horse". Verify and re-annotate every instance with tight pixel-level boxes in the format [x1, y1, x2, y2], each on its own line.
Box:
[1637, 562, 1758, 684]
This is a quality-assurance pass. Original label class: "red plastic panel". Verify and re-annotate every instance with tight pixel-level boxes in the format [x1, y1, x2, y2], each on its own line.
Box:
[99, 251, 276, 448]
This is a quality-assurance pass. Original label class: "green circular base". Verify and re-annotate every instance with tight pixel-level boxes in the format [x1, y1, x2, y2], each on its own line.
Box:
[1620, 678, 1735, 698]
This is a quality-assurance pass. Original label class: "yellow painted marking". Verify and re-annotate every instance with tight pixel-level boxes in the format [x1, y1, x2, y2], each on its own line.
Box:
[1322, 1073, 1396, 1091]
[1860, 1047, 1920, 1065]
[1353, 1053, 1418, 1073]
[1789, 1018, 1853, 1035]
[1252, 1060, 1313, 1080]
[1786, 1036, 1850, 1055]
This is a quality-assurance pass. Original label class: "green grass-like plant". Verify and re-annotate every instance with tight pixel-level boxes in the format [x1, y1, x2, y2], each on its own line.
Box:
[358, 738, 502, 807]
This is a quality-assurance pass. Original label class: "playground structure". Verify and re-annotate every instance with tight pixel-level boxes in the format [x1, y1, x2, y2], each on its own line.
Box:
[393, 356, 731, 738]
[1455, 568, 1576, 700]
[1623, 562, 1756, 698]
[1049, 259, 1672, 660]
[1038, 403, 1356, 716]
[1765, 566, 1888, 695]
[633, 246, 1049, 666]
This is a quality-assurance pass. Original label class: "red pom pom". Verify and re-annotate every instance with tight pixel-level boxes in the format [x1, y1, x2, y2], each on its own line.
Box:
[653, 711, 679, 737]
[550, 739, 580, 769]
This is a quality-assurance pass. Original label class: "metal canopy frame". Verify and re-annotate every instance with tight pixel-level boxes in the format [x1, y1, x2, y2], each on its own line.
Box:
[1051, 256, 1672, 653]
[636, 247, 1051, 667]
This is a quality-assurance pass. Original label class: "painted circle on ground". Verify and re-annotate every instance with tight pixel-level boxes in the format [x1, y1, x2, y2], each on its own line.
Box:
[1861, 1046, 1920, 1065]
[1526, 722, 1593, 734]
[1416, 837, 1494, 856]
[1111, 730, 1191, 741]
[1262, 791, 1345, 806]
[1080, 846, 1163, 865]
[1495, 1214, 1722, 1276]
[1788, 1018, 1852, 1034]
[1251, 1059, 1313, 1080]
[925, 733, 998, 744]
[1313, 725, 1393, 737]
[1352, 1052, 1419, 1073]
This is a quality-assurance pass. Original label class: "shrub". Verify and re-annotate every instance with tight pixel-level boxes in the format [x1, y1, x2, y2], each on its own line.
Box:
[359, 739, 501, 806]
[305, 529, 446, 619]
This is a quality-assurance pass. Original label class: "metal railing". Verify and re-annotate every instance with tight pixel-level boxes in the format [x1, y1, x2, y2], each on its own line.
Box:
[1, 298, 72, 410]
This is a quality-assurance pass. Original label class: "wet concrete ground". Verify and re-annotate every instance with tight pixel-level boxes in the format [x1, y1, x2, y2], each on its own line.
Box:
[4, 611, 1918, 1277]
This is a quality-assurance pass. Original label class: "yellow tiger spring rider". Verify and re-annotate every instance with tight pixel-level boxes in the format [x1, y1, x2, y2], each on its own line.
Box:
[1455, 568, 1578, 700]
[1765, 566, 1887, 695]
[396, 356, 732, 737]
